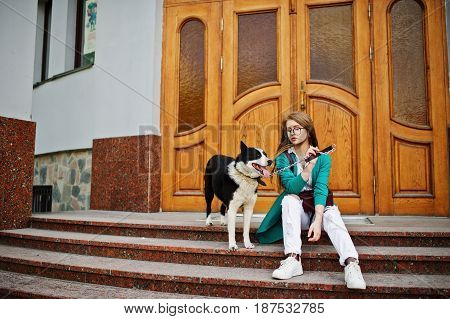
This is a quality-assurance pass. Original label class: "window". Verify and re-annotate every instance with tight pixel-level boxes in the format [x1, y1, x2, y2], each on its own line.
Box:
[75, 0, 97, 68]
[34, 0, 52, 83]
[33, 0, 96, 84]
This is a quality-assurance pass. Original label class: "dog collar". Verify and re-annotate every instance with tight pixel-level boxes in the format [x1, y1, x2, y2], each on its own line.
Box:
[234, 162, 256, 179]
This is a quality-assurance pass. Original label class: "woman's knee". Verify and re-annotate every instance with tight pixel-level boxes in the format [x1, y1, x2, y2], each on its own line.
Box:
[281, 194, 301, 207]
[323, 206, 346, 232]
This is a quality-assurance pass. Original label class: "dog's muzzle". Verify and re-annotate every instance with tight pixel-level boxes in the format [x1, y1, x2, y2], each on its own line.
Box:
[252, 163, 271, 178]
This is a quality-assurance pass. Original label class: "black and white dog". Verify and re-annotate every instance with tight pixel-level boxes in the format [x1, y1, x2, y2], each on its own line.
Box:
[204, 141, 272, 250]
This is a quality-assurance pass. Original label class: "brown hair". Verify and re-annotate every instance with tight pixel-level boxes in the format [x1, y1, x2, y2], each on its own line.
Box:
[271, 112, 319, 182]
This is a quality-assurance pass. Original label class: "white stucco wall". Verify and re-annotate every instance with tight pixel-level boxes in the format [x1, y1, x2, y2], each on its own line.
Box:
[32, 0, 163, 155]
[0, 0, 38, 121]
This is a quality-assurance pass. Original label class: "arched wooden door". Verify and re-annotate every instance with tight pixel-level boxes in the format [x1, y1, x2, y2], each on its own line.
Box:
[161, 0, 448, 216]
[161, 2, 221, 211]
[373, 0, 449, 216]
[221, 0, 292, 212]
[296, 0, 374, 214]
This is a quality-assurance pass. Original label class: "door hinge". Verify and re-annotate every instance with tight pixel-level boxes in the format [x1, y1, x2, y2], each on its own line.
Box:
[369, 46, 373, 61]
[373, 176, 376, 195]
[368, 3, 371, 19]
[220, 56, 223, 72]
[220, 18, 224, 31]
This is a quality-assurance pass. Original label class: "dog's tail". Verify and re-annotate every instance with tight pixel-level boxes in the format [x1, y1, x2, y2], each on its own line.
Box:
[204, 158, 214, 216]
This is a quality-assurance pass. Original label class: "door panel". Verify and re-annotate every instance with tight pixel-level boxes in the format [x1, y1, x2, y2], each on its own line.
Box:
[310, 97, 359, 195]
[221, 0, 292, 212]
[373, 0, 449, 215]
[298, 0, 374, 213]
[161, 2, 221, 211]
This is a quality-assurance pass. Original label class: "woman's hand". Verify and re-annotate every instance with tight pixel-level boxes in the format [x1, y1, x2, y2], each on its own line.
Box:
[301, 146, 319, 182]
[307, 219, 322, 242]
[304, 146, 320, 170]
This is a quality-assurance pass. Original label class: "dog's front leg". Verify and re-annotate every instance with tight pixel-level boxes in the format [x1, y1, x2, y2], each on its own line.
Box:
[227, 201, 240, 251]
[243, 194, 257, 249]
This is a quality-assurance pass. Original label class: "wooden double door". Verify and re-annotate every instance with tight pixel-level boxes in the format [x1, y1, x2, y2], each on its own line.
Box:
[161, 0, 448, 216]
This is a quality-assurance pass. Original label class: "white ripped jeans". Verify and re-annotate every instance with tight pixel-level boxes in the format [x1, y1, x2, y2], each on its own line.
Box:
[281, 194, 358, 266]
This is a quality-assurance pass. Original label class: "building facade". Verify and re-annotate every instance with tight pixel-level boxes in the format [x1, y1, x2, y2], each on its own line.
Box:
[0, 0, 449, 227]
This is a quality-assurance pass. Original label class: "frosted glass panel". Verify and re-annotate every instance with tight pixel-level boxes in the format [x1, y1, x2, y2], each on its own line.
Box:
[309, 5, 354, 90]
[237, 12, 277, 95]
[391, 0, 428, 126]
[178, 20, 205, 132]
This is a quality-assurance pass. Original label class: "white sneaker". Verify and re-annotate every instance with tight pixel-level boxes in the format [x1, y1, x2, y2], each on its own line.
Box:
[344, 261, 366, 289]
[272, 256, 303, 280]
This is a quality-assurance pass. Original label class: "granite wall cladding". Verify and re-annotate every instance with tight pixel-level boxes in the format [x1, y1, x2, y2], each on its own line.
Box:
[33, 150, 92, 211]
[90, 135, 161, 212]
[0, 116, 36, 230]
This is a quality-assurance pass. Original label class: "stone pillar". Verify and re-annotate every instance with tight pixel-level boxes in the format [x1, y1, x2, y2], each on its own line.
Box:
[90, 135, 161, 212]
[0, 116, 36, 230]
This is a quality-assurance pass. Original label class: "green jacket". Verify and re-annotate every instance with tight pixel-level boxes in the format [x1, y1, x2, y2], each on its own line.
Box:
[256, 151, 331, 244]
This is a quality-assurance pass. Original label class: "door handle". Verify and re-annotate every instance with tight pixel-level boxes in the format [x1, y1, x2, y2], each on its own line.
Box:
[300, 81, 306, 110]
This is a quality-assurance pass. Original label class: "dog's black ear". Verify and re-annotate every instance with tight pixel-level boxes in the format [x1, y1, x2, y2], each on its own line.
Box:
[240, 141, 248, 153]
[257, 178, 267, 186]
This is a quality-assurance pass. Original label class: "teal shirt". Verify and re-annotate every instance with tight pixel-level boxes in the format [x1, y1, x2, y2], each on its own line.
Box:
[256, 152, 332, 244]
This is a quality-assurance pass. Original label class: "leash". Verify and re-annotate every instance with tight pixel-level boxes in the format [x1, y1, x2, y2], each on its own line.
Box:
[269, 144, 336, 177]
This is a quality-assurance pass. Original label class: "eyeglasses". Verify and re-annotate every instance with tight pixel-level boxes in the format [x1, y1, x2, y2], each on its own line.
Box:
[286, 127, 305, 135]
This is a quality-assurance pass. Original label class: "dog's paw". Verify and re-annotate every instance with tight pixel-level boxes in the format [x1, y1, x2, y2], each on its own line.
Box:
[205, 216, 213, 226]
[220, 216, 227, 226]
[228, 243, 239, 251]
[244, 242, 255, 249]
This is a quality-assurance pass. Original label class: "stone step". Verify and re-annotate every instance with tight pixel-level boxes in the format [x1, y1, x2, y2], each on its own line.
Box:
[0, 270, 215, 299]
[30, 212, 450, 247]
[1, 228, 449, 275]
[0, 245, 448, 298]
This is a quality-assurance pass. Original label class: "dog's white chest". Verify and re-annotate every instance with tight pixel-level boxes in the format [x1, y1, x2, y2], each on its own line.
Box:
[228, 162, 258, 201]
[235, 182, 257, 201]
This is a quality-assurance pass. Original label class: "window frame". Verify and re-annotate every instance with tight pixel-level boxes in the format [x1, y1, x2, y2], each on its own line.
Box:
[41, 0, 52, 82]
[74, 0, 84, 68]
